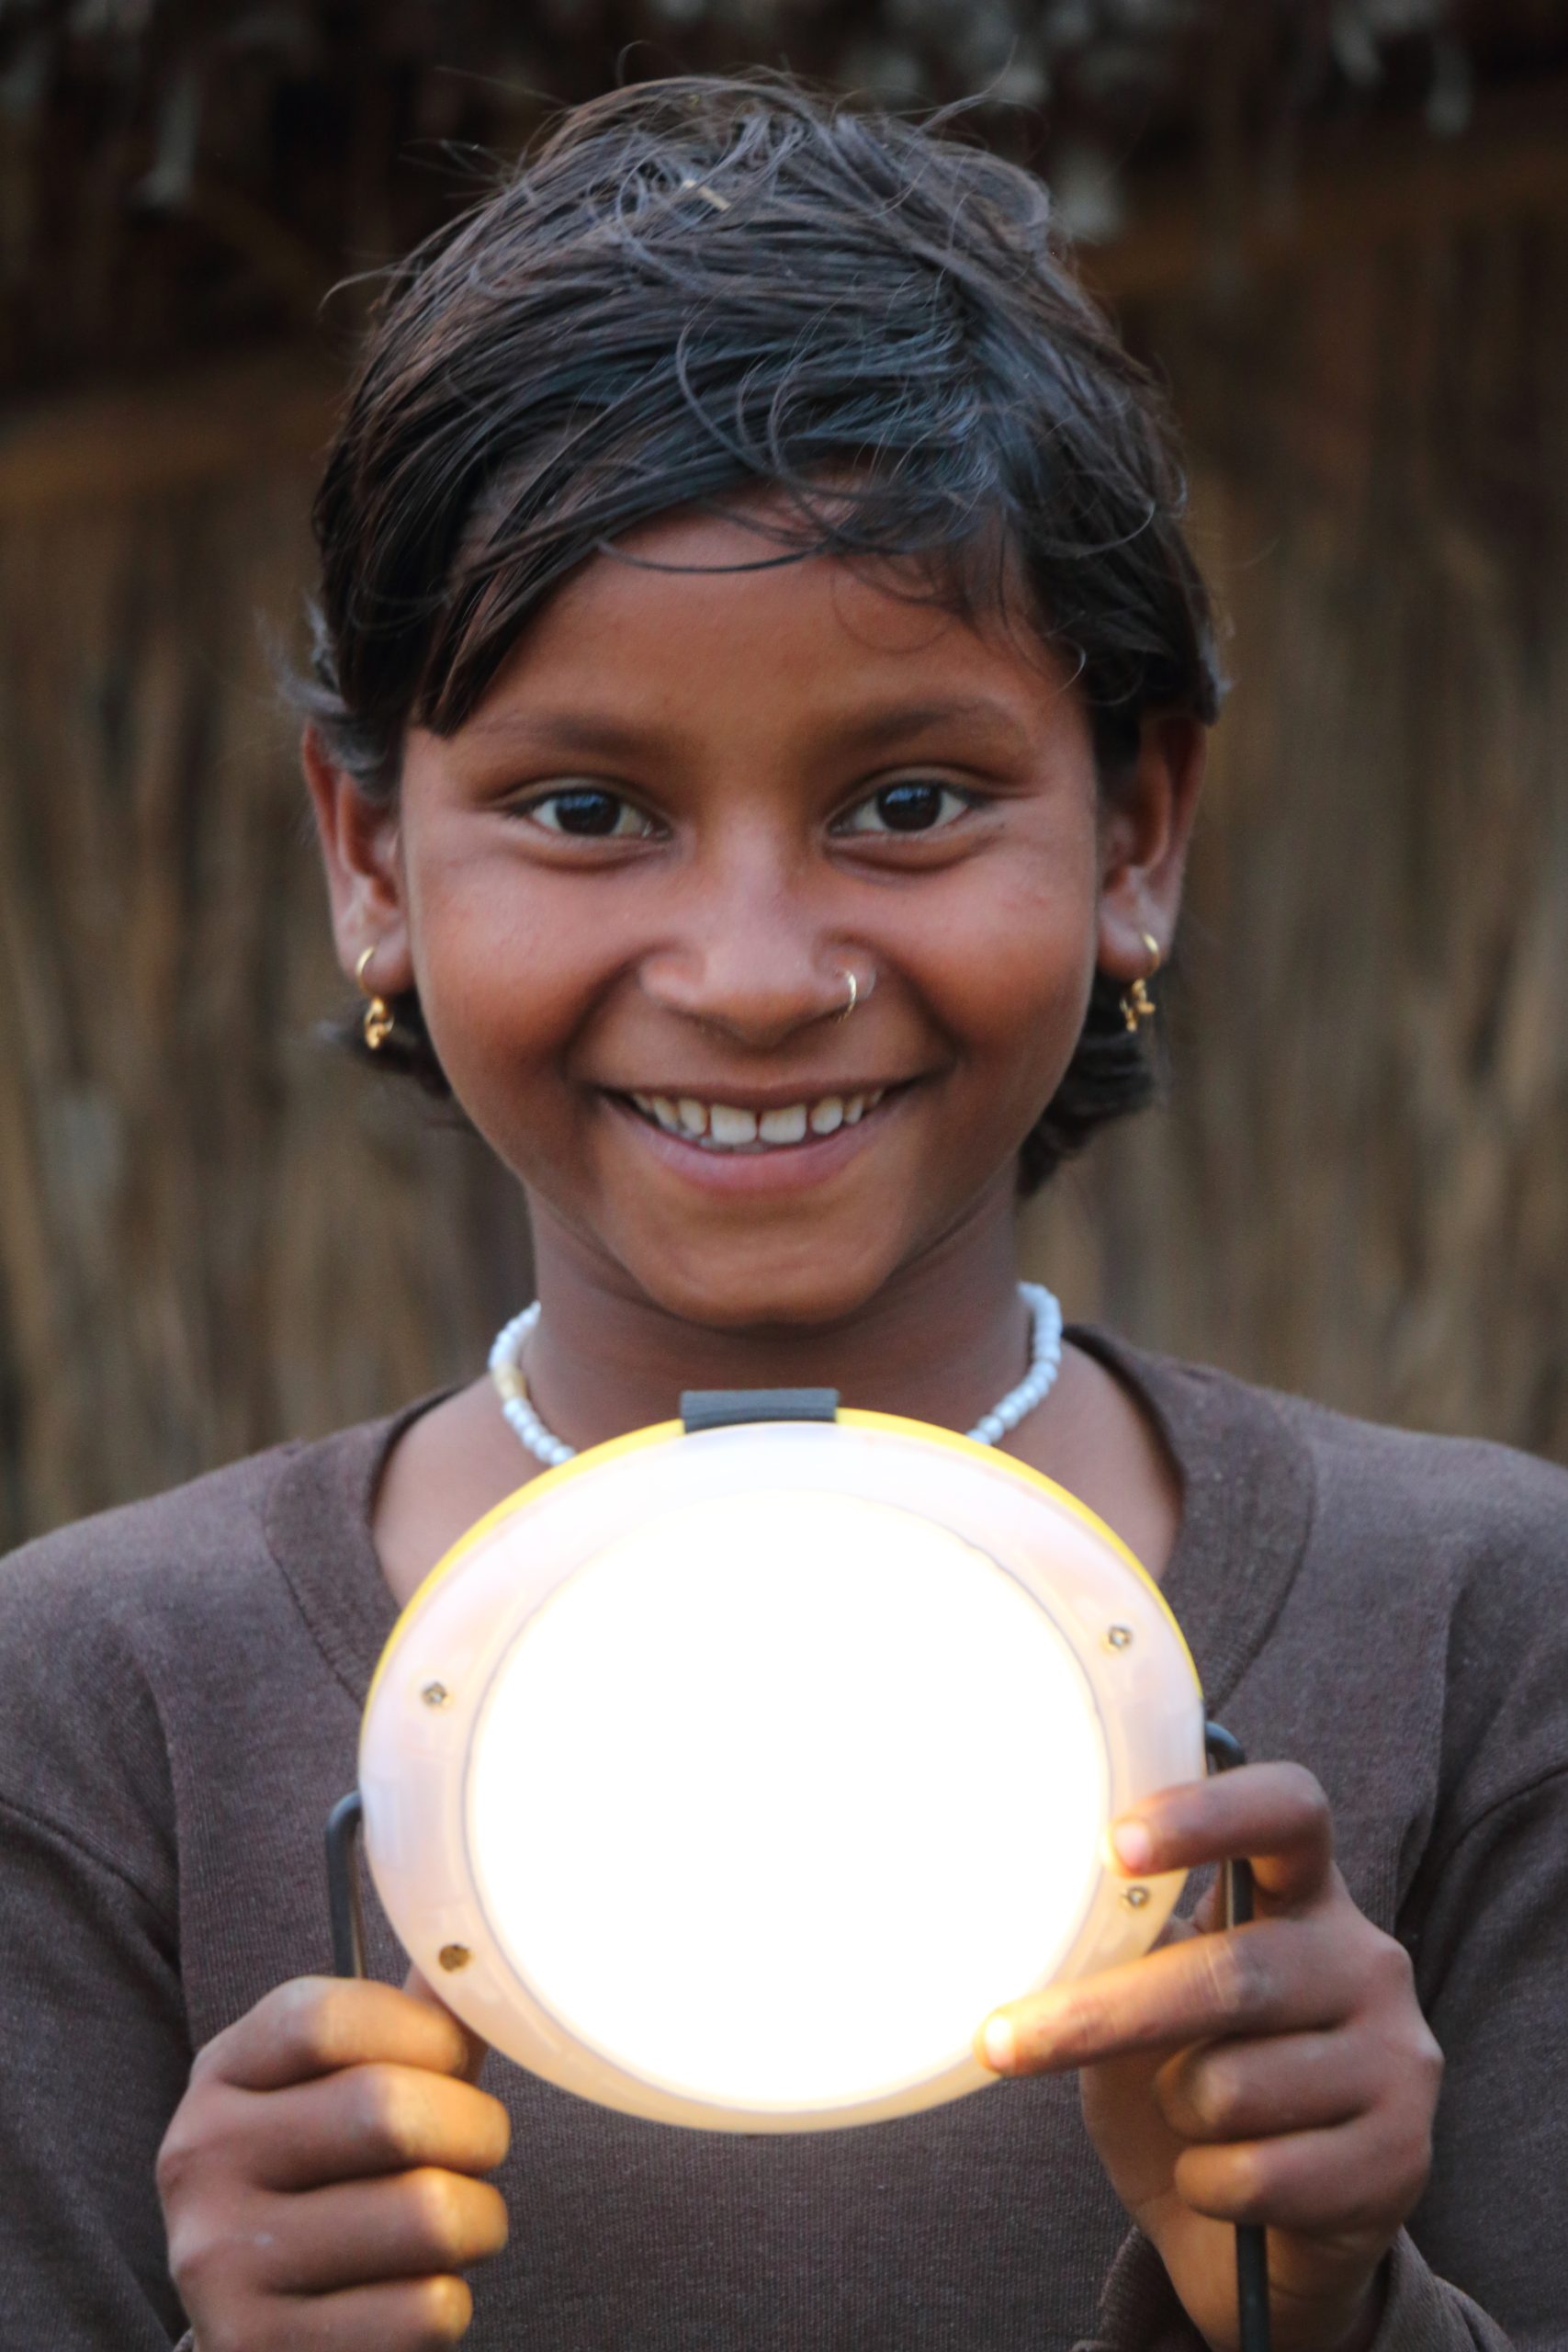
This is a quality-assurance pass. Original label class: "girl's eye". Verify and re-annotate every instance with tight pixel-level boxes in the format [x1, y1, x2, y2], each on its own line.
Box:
[834, 781, 976, 837]
[522, 788, 658, 840]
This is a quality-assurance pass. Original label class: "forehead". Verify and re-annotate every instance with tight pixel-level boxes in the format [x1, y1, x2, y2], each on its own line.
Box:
[467, 502, 1085, 750]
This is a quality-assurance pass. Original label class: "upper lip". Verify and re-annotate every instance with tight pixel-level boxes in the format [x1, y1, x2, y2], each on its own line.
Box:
[600, 1077, 924, 1110]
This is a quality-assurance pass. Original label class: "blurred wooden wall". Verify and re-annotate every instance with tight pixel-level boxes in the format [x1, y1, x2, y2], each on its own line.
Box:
[2, 181, 1566, 1547]
[0, 357, 531, 1546]
[1028, 201, 1568, 1461]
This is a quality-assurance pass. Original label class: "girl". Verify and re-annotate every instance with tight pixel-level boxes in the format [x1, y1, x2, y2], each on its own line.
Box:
[4, 74, 1563, 2352]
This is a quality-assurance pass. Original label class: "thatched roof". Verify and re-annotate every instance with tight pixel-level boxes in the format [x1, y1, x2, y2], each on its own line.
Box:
[1, 0, 1564, 390]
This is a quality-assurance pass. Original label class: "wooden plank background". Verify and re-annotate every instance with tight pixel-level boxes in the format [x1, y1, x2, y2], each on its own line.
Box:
[2, 195, 1565, 1546]
[1033, 211, 1568, 1458]
[0, 435, 532, 1544]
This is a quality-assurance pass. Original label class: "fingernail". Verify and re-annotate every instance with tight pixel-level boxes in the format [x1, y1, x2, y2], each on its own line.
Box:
[1111, 1819, 1154, 1873]
[980, 2015, 1015, 2073]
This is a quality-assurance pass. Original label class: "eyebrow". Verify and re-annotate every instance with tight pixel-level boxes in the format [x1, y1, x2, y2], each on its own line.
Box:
[462, 695, 1034, 762]
[816, 697, 1034, 758]
[462, 711, 667, 761]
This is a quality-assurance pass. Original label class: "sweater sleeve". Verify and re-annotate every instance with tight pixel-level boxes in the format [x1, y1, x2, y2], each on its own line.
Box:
[1077, 2226, 1510, 2351]
[0, 1793, 191, 2349]
[1400, 1766, 1568, 2346]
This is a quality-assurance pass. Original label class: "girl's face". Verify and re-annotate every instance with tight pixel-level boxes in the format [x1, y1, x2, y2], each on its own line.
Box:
[313, 504, 1198, 1330]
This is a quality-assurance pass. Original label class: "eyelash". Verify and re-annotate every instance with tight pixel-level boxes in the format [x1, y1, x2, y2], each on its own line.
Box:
[516, 779, 983, 842]
[830, 781, 979, 837]
[520, 788, 660, 841]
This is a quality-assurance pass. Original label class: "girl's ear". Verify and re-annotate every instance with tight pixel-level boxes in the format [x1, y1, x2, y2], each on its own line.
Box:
[301, 726, 416, 995]
[1095, 714, 1206, 981]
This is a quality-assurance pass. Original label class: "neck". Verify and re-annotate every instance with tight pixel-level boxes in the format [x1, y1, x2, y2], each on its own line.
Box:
[521, 1199, 1035, 1452]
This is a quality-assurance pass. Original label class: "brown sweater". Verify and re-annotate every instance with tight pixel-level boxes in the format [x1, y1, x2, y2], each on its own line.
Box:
[1, 1330, 1562, 2350]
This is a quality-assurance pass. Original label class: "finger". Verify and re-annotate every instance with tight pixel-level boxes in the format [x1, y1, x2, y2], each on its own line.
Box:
[197, 1978, 475, 2094]
[1110, 1763, 1335, 1908]
[245, 2274, 476, 2348]
[1173, 2109, 1435, 2234]
[404, 1964, 491, 2086]
[980, 1916, 1349, 2073]
[252, 2168, 509, 2294]
[218, 2064, 512, 2192]
[1155, 2030, 1373, 2143]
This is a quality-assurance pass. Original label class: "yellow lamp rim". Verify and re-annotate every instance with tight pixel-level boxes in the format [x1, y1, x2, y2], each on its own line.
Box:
[367, 1407, 1196, 1714]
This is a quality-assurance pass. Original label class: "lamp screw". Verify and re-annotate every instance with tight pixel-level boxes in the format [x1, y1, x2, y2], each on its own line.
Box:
[421, 1681, 450, 1708]
[1122, 1884, 1151, 1909]
[1106, 1625, 1134, 1651]
[437, 1943, 471, 1972]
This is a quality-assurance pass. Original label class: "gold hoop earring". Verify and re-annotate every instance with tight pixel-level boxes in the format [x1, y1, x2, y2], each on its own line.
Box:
[1121, 932, 1160, 1034]
[355, 944, 395, 1052]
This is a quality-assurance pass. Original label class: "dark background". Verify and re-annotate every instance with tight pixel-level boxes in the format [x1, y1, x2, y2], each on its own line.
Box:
[2, 0, 1566, 1543]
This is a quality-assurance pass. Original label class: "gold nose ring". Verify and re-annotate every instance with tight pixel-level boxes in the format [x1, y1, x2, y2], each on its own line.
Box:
[837, 968, 859, 1022]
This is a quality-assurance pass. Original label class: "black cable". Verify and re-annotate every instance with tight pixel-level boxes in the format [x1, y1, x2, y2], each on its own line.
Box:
[1204, 1725, 1272, 2352]
[324, 1788, 367, 1980]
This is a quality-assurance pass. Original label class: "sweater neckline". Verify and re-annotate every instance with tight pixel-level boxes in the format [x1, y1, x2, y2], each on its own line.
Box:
[263, 1328, 1314, 1722]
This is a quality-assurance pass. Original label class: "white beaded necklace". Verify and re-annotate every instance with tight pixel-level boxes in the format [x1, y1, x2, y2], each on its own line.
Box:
[488, 1282, 1066, 1470]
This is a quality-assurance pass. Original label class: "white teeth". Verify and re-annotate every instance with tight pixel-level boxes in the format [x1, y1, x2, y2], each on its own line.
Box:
[628, 1086, 894, 1148]
[708, 1103, 759, 1145]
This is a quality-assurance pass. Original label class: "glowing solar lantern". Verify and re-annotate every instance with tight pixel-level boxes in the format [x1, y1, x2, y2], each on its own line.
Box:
[345, 1402, 1206, 2132]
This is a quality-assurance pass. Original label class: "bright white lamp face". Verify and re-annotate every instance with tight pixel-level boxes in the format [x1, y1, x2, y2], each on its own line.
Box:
[467, 1487, 1107, 2113]
[358, 1416, 1205, 2131]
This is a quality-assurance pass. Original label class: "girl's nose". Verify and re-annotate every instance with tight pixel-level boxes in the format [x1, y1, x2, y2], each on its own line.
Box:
[637, 894, 861, 1049]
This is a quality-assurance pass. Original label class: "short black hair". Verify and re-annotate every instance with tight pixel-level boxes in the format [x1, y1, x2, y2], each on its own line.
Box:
[303, 73, 1222, 1189]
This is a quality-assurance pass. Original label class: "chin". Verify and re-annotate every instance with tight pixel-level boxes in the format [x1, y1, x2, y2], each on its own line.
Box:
[617, 1232, 901, 1336]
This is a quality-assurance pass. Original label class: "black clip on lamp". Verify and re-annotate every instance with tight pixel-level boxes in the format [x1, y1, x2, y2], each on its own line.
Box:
[326, 1387, 1272, 2352]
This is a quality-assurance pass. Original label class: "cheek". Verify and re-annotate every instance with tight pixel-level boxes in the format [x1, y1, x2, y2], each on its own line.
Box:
[404, 856, 608, 1115]
[925, 848, 1100, 1095]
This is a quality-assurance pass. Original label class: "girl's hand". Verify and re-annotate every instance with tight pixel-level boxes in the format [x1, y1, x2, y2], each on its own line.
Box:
[976, 1765, 1443, 2352]
[157, 1972, 510, 2350]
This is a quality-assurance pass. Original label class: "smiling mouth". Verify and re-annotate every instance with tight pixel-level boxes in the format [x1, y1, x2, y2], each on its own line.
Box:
[616, 1086, 898, 1153]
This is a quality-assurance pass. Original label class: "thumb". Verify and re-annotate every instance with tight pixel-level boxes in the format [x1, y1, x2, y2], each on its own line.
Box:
[402, 1962, 491, 2085]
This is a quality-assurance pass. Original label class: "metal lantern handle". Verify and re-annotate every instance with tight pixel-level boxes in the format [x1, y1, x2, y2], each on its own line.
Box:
[325, 1750, 1269, 2349]
[1205, 1723, 1272, 2352]
[325, 1789, 367, 1980]
[327, 1733, 1272, 2351]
